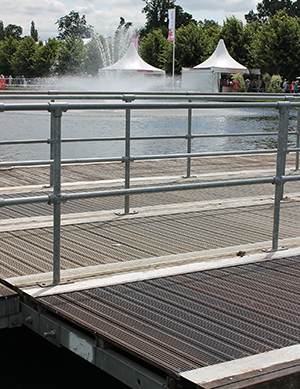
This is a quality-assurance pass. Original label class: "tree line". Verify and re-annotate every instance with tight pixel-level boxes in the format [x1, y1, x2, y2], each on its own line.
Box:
[1, 0, 300, 81]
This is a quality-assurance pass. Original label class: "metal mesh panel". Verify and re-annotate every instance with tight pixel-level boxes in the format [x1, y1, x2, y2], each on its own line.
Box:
[38, 256, 300, 375]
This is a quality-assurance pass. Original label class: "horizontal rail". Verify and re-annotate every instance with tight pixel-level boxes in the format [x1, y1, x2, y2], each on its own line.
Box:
[2, 173, 300, 208]
[0, 148, 280, 168]
[0, 176, 277, 207]
[0, 139, 50, 145]
[0, 131, 287, 147]
[1, 91, 300, 101]
[0, 101, 283, 112]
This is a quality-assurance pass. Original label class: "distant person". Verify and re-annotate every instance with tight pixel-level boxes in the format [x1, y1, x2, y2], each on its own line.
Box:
[282, 79, 287, 90]
[295, 80, 300, 93]
[22, 75, 27, 87]
[232, 79, 239, 92]
[290, 81, 296, 93]
[245, 79, 250, 92]
[284, 81, 290, 93]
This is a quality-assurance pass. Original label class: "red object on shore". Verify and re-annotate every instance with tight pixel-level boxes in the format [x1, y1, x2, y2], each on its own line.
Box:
[0, 79, 6, 89]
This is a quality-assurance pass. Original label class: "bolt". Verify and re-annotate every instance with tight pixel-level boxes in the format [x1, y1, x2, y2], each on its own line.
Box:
[11, 318, 19, 326]
[25, 315, 33, 324]
[44, 329, 56, 338]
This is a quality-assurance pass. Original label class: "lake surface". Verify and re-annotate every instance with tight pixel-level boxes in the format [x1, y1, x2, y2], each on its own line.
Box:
[0, 105, 297, 162]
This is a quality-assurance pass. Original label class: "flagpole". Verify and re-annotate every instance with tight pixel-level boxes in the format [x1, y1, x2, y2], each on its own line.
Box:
[168, 8, 176, 90]
[172, 9, 175, 90]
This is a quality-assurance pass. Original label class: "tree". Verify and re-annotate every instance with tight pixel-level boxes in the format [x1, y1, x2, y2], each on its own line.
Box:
[220, 16, 252, 68]
[142, 0, 175, 34]
[11, 36, 37, 77]
[139, 29, 168, 69]
[54, 34, 85, 75]
[33, 38, 60, 76]
[252, 10, 300, 79]
[55, 10, 93, 40]
[5, 24, 23, 40]
[0, 37, 18, 75]
[30, 21, 38, 42]
[83, 34, 103, 75]
[163, 22, 209, 74]
[140, 0, 194, 37]
[245, 0, 300, 24]
[175, 5, 196, 27]
[0, 21, 5, 41]
[198, 19, 221, 53]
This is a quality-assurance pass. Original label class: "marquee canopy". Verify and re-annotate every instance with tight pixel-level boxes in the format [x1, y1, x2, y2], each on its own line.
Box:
[100, 42, 165, 75]
[194, 39, 248, 74]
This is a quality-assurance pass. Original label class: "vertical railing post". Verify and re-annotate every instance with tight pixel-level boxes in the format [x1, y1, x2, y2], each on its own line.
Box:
[186, 108, 192, 178]
[272, 102, 289, 251]
[296, 106, 300, 170]
[51, 106, 63, 285]
[124, 108, 131, 214]
[49, 101, 55, 187]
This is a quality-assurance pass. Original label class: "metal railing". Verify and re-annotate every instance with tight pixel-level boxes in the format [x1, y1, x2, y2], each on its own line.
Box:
[1, 98, 300, 285]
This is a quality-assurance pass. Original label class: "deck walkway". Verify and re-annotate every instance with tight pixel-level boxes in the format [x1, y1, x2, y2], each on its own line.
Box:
[1, 154, 300, 388]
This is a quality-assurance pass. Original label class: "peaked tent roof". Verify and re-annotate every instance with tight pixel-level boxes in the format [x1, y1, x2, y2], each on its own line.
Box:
[101, 42, 165, 74]
[194, 39, 248, 73]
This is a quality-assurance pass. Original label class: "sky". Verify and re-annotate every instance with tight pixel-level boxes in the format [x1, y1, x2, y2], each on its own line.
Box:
[1, 0, 259, 41]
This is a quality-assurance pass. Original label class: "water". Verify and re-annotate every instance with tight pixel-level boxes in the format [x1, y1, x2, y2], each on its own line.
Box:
[0, 107, 297, 162]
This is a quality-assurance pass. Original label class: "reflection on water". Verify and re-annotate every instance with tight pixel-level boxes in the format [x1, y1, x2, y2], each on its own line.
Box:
[0, 107, 298, 161]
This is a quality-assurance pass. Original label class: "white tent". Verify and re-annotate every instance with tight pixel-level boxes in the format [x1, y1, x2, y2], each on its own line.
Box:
[99, 42, 165, 76]
[181, 39, 248, 92]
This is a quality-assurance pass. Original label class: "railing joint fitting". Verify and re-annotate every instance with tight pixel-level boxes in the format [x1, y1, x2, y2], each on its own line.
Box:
[47, 138, 54, 144]
[48, 194, 64, 205]
[122, 156, 134, 163]
[47, 102, 68, 115]
[122, 95, 135, 102]
[273, 176, 283, 185]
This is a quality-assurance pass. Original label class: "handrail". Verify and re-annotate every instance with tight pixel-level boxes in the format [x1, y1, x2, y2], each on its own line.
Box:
[0, 98, 298, 285]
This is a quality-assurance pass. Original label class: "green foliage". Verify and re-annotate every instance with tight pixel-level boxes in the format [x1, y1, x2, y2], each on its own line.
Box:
[220, 16, 252, 67]
[267, 74, 283, 92]
[33, 38, 60, 77]
[139, 29, 168, 69]
[231, 73, 246, 91]
[262, 72, 271, 82]
[252, 10, 300, 80]
[163, 22, 209, 74]
[54, 34, 85, 75]
[0, 37, 18, 75]
[5, 24, 23, 40]
[30, 21, 38, 42]
[198, 20, 221, 52]
[175, 5, 196, 28]
[83, 35, 103, 76]
[10, 36, 37, 77]
[0, 21, 5, 41]
[245, 0, 300, 24]
[55, 10, 93, 40]
[140, 0, 194, 38]
[141, 0, 175, 37]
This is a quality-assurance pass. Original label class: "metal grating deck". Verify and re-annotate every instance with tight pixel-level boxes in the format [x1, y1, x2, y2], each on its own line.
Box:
[2, 201, 300, 279]
[37, 256, 300, 377]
